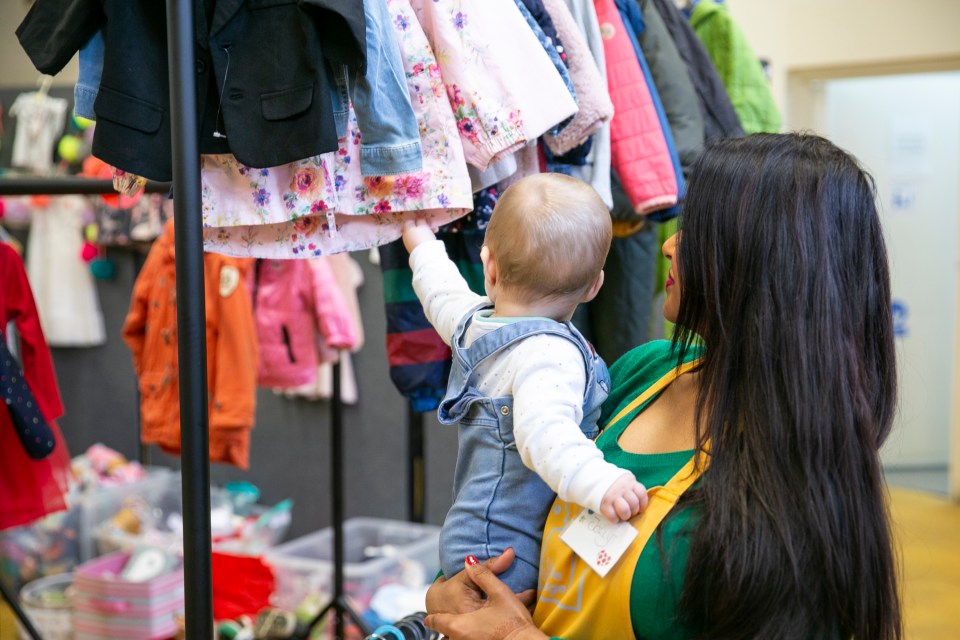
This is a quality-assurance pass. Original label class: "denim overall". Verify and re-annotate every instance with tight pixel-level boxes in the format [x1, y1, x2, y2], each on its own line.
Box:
[437, 305, 610, 592]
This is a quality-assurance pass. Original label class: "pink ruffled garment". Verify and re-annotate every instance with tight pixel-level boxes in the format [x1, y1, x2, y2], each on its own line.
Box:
[202, 0, 472, 260]
[410, 0, 578, 171]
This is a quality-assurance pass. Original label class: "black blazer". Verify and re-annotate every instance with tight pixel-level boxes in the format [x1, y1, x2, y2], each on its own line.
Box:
[17, 0, 365, 181]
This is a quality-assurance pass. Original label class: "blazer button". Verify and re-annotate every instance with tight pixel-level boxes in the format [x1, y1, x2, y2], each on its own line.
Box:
[196, 59, 206, 74]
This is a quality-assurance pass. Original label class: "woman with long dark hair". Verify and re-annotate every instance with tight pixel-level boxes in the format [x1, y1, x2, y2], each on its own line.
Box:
[424, 133, 902, 640]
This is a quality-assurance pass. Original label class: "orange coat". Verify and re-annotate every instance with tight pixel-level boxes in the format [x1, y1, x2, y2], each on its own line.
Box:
[122, 220, 258, 469]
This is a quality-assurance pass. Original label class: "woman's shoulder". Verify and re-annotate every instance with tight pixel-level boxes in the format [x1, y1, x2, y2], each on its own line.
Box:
[609, 340, 682, 380]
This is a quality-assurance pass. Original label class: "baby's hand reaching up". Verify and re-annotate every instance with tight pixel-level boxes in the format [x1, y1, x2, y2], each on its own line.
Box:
[402, 216, 437, 254]
[599, 472, 649, 523]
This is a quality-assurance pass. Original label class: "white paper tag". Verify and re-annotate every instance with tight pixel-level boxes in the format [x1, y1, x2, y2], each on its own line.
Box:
[559, 509, 639, 578]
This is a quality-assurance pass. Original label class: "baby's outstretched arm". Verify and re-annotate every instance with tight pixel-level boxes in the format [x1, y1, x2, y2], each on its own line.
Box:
[599, 472, 649, 523]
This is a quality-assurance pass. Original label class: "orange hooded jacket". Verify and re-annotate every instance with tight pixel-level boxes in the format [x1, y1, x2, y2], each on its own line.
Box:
[122, 220, 258, 469]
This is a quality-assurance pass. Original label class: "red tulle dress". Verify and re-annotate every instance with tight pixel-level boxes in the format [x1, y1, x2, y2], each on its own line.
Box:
[0, 242, 72, 531]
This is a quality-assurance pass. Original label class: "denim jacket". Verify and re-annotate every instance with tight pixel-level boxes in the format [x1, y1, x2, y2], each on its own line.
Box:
[74, 30, 104, 121]
[330, 0, 423, 177]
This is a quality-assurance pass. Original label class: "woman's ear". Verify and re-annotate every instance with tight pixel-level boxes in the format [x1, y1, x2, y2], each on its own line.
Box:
[481, 245, 497, 286]
[581, 270, 604, 303]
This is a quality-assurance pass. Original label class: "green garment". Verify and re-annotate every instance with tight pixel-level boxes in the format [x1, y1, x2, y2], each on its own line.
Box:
[593, 340, 703, 639]
[690, 0, 780, 134]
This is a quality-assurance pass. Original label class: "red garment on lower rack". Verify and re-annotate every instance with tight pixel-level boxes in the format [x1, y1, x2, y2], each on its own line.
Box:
[0, 242, 72, 531]
[0, 419, 72, 531]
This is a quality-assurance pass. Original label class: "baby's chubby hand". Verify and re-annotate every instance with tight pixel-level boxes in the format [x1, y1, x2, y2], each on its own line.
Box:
[402, 216, 437, 254]
[599, 472, 649, 523]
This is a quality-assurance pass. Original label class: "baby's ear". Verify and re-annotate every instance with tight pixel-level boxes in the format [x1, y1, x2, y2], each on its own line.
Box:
[481, 245, 497, 285]
[582, 270, 605, 303]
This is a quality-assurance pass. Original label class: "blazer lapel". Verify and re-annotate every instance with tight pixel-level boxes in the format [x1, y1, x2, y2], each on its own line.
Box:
[209, 0, 245, 36]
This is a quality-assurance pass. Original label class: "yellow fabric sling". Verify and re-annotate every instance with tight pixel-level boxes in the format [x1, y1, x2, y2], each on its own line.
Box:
[533, 360, 705, 639]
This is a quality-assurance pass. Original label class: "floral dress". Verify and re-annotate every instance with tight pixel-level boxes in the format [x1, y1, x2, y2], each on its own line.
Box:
[201, 0, 472, 259]
[410, 0, 578, 170]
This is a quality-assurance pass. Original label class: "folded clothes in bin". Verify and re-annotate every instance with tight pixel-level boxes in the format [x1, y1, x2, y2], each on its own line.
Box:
[72, 549, 184, 640]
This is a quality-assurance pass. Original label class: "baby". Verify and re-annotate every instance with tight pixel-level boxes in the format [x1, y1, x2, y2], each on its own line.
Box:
[402, 173, 648, 593]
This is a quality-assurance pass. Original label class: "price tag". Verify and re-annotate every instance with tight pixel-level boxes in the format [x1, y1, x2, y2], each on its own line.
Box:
[560, 509, 638, 578]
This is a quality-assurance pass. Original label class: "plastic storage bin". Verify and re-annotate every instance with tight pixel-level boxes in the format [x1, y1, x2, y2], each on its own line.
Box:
[264, 518, 440, 612]
[71, 551, 184, 640]
[0, 467, 173, 594]
[77, 467, 175, 560]
[17, 572, 73, 640]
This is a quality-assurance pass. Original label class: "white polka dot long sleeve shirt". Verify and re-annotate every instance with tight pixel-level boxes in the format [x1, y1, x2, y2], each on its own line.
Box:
[409, 240, 627, 512]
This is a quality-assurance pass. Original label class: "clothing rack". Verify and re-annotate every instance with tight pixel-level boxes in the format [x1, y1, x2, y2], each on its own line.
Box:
[0, 3, 368, 638]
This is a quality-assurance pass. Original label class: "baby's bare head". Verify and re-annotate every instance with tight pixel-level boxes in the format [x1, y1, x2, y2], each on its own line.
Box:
[485, 174, 612, 303]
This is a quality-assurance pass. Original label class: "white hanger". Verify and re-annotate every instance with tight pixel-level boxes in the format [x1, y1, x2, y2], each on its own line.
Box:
[34, 75, 53, 103]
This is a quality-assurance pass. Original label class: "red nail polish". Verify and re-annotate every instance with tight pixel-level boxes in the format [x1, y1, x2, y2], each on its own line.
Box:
[465, 555, 479, 566]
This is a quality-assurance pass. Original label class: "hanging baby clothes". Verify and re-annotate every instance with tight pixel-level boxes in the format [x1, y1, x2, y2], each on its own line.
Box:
[26, 196, 107, 347]
[379, 188, 497, 411]
[649, 0, 743, 140]
[593, 0, 678, 214]
[201, 0, 473, 259]
[411, 0, 578, 171]
[557, 0, 613, 207]
[123, 220, 258, 469]
[253, 257, 358, 389]
[541, 0, 614, 157]
[278, 254, 365, 404]
[93, 193, 173, 247]
[0, 242, 72, 531]
[8, 91, 68, 173]
[690, 0, 781, 134]
[615, 0, 690, 225]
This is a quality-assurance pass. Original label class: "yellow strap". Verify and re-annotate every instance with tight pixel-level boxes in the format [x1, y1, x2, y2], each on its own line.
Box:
[605, 358, 702, 428]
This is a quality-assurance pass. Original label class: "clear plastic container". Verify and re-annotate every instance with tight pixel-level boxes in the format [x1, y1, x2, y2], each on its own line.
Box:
[264, 518, 440, 612]
[17, 572, 73, 640]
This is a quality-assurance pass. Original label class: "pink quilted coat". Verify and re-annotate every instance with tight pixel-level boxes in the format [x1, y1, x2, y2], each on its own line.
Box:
[252, 258, 359, 389]
[594, 0, 678, 214]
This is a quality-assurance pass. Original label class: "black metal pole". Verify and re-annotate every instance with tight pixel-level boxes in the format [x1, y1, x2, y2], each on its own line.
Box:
[408, 403, 425, 523]
[332, 356, 345, 639]
[0, 177, 170, 196]
[165, 1, 214, 639]
[0, 579, 42, 640]
[303, 354, 368, 640]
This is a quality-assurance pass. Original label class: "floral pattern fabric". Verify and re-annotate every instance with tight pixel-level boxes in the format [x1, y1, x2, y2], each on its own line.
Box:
[410, 0, 577, 171]
[202, 0, 472, 259]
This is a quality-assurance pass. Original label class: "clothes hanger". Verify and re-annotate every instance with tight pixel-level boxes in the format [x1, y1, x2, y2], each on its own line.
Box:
[34, 75, 53, 103]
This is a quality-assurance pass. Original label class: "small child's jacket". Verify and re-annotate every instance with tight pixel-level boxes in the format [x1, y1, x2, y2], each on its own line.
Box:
[122, 220, 258, 469]
[252, 258, 358, 389]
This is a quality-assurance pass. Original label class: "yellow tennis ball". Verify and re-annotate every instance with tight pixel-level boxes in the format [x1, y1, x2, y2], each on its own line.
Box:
[57, 135, 82, 163]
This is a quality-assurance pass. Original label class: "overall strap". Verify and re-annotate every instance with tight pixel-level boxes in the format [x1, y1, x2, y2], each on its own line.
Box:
[453, 315, 588, 371]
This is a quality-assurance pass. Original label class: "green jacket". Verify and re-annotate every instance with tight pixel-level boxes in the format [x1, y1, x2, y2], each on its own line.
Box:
[691, 0, 781, 134]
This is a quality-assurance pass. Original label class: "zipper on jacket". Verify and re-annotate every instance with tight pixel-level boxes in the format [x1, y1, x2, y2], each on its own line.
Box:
[281, 326, 295, 363]
[253, 259, 263, 311]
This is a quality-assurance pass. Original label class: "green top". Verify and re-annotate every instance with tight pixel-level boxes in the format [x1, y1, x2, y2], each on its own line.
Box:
[592, 340, 703, 639]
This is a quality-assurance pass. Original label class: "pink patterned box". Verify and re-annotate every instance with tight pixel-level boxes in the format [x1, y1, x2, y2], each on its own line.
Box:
[72, 551, 184, 640]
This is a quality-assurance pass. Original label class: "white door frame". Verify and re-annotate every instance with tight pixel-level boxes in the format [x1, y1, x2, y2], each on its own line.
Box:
[787, 56, 960, 502]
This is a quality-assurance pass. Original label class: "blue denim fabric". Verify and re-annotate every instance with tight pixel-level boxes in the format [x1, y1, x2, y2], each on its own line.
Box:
[437, 305, 610, 593]
[75, 30, 104, 121]
[330, 0, 422, 176]
[616, 0, 684, 221]
[513, 0, 576, 135]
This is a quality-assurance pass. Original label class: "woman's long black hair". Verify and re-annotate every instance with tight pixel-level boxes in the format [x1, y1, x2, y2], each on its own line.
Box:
[673, 133, 901, 639]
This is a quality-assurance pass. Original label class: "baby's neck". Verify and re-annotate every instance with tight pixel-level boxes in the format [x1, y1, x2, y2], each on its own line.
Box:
[490, 296, 578, 322]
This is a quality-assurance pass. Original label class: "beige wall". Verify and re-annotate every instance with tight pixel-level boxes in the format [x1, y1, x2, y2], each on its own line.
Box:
[725, 0, 960, 127]
[1, 0, 79, 88]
